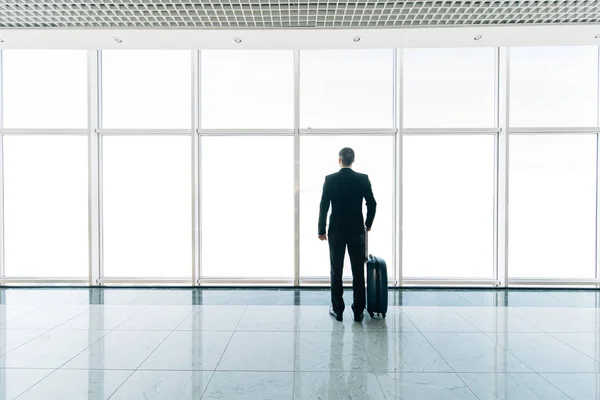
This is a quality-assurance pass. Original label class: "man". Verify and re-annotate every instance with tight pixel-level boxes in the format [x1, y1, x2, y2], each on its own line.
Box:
[318, 147, 376, 322]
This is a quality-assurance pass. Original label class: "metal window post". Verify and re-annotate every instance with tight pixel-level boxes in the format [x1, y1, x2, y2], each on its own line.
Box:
[87, 50, 101, 286]
[496, 47, 510, 287]
[0, 49, 4, 283]
[394, 48, 404, 287]
[596, 45, 600, 286]
[293, 49, 301, 287]
[192, 50, 201, 286]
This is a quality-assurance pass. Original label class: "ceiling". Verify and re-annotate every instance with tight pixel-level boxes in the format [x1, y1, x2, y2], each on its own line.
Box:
[0, 0, 599, 29]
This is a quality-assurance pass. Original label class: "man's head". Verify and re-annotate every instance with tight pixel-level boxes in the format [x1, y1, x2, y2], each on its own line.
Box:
[338, 147, 355, 167]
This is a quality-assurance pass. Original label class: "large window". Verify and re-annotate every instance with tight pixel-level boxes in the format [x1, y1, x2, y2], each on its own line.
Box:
[509, 135, 597, 279]
[3, 136, 88, 277]
[201, 51, 294, 129]
[403, 48, 495, 128]
[403, 135, 495, 278]
[101, 136, 192, 278]
[201, 136, 294, 278]
[300, 136, 394, 278]
[101, 50, 191, 129]
[2, 50, 87, 129]
[300, 50, 394, 129]
[510, 46, 598, 127]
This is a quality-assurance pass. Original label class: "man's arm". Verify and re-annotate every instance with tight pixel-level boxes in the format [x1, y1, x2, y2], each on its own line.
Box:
[318, 177, 330, 236]
[364, 175, 377, 230]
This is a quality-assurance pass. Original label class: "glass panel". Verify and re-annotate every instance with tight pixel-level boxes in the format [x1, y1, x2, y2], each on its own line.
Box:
[3, 136, 88, 277]
[102, 136, 191, 278]
[300, 136, 394, 278]
[2, 50, 87, 129]
[101, 50, 191, 129]
[509, 135, 597, 279]
[201, 51, 294, 129]
[201, 136, 294, 278]
[510, 46, 599, 127]
[403, 48, 495, 128]
[403, 135, 494, 278]
[300, 50, 394, 129]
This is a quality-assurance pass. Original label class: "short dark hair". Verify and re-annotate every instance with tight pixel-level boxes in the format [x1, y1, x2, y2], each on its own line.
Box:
[339, 147, 355, 166]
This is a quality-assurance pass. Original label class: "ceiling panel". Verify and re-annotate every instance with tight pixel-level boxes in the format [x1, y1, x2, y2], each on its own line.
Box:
[0, 0, 599, 29]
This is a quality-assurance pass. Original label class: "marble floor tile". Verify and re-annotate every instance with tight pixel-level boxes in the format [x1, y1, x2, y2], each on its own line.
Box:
[235, 306, 299, 331]
[109, 370, 214, 400]
[405, 291, 474, 307]
[294, 331, 372, 372]
[363, 332, 453, 373]
[62, 330, 170, 370]
[452, 307, 541, 333]
[229, 290, 282, 305]
[56, 305, 144, 330]
[16, 369, 132, 400]
[402, 307, 480, 332]
[424, 333, 533, 373]
[545, 291, 600, 308]
[0, 329, 107, 369]
[549, 332, 600, 361]
[505, 291, 563, 307]
[541, 373, 600, 400]
[294, 371, 386, 400]
[508, 307, 595, 332]
[1, 305, 89, 330]
[0, 329, 48, 357]
[0, 290, 90, 306]
[0, 369, 53, 400]
[217, 332, 295, 371]
[88, 289, 150, 305]
[360, 308, 419, 332]
[460, 373, 571, 400]
[375, 373, 478, 400]
[140, 330, 233, 371]
[488, 332, 600, 373]
[176, 306, 246, 331]
[202, 371, 294, 400]
[116, 306, 192, 330]
[189, 290, 236, 305]
[131, 290, 192, 305]
[0, 305, 43, 325]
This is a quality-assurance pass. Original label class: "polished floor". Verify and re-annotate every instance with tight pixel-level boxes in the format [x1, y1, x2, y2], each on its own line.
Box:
[0, 288, 599, 399]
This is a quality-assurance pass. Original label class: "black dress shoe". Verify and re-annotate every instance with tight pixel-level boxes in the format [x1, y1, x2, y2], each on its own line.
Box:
[354, 311, 364, 322]
[352, 305, 364, 322]
[329, 306, 343, 322]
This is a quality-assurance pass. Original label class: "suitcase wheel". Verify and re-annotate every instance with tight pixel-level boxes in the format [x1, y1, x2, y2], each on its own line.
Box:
[382, 313, 386, 319]
[368, 311, 375, 319]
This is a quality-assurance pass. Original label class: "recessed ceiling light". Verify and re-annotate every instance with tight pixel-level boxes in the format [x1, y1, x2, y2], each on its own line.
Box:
[595, 34, 600, 39]
[113, 37, 123, 44]
[474, 35, 483, 41]
[353, 36, 361, 43]
[234, 37, 242, 44]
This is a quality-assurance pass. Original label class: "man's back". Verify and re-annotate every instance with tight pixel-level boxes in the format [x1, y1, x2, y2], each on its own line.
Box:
[318, 168, 377, 236]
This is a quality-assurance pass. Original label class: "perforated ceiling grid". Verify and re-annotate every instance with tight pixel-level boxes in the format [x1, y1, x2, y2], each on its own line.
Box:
[0, 0, 599, 29]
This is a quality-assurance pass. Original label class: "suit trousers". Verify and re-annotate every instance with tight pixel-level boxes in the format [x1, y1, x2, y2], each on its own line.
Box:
[328, 231, 366, 315]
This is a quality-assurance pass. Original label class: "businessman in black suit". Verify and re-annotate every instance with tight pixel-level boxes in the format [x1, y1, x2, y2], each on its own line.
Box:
[318, 147, 377, 322]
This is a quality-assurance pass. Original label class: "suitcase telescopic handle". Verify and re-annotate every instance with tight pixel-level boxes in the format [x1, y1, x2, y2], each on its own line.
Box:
[365, 227, 369, 262]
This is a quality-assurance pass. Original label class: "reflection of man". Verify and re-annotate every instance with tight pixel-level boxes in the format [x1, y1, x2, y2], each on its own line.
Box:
[318, 147, 376, 322]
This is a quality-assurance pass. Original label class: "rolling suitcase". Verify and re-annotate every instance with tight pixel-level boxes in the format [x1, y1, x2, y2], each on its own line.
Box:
[365, 230, 388, 319]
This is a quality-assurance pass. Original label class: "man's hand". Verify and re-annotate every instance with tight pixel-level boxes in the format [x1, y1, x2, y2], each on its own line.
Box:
[318, 234, 327, 241]
[366, 226, 372, 232]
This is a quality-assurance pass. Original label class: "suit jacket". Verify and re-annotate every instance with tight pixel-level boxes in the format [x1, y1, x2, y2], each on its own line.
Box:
[318, 168, 377, 236]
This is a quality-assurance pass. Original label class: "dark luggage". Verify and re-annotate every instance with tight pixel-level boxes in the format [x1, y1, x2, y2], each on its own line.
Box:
[365, 231, 388, 319]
